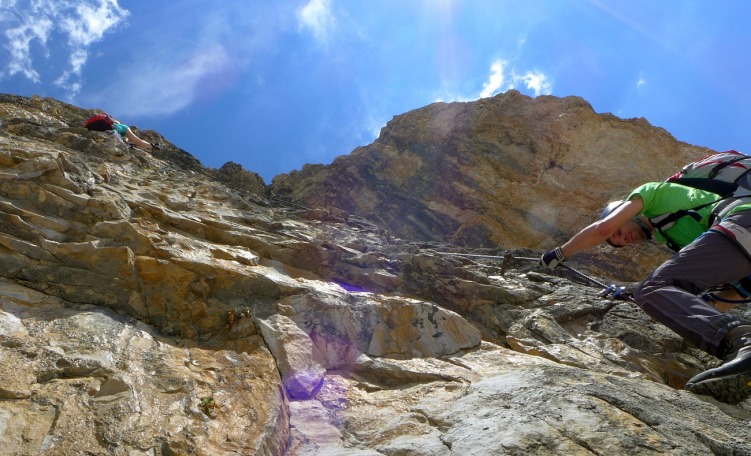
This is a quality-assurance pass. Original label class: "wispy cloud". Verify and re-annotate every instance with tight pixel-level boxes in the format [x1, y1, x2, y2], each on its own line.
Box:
[480, 60, 507, 98]
[81, 3, 286, 119]
[93, 43, 234, 117]
[637, 72, 646, 89]
[1, 0, 129, 98]
[516, 70, 552, 96]
[4, 15, 54, 82]
[297, 0, 335, 44]
[479, 59, 553, 98]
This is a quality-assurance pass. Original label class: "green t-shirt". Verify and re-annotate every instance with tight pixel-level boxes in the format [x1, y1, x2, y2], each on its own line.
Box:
[627, 182, 719, 249]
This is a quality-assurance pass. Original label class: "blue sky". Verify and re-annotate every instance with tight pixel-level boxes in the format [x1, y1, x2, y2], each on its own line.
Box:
[2, 1, 751, 183]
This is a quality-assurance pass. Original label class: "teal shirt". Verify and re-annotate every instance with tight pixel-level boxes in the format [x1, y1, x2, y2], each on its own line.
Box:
[113, 122, 128, 138]
[627, 182, 720, 249]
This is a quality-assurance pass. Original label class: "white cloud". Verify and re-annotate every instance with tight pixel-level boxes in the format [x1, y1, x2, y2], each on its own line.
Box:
[0, 1, 19, 18]
[480, 60, 507, 98]
[515, 70, 552, 96]
[4, 17, 54, 82]
[297, 0, 335, 44]
[80, 4, 280, 119]
[1, 0, 128, 97]
[637, 73, 646, 89]
[95, 43, 234, 118]
[63, 1, 124, 46]
[478, 59, 553, 98]
[53, 48, 87, 93]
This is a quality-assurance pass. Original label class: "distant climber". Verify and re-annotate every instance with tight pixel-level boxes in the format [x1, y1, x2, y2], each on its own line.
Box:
[84, 112, 156, 150]
[540, 178, 751, 404]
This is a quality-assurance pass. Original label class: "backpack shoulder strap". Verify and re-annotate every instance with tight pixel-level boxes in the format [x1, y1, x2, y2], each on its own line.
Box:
[673, 177, 738, 196]
[650, 223, 682, 252]
[648, 196, 730, 252]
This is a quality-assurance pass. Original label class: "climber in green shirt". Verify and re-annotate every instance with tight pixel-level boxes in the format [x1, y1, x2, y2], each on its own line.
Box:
[540, 181, 751, 404]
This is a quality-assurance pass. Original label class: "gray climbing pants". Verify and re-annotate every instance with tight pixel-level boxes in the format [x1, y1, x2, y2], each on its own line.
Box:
[635, 210, 751, 358]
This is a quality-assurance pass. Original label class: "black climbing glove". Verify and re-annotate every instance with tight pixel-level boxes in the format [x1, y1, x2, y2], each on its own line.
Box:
[540, 247, 566, 270]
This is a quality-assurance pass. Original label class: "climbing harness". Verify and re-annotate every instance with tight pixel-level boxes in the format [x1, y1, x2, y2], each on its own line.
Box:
[701, 285, 751, 305]
[702, 217, 751, 305]
[435, 251, 634, 302]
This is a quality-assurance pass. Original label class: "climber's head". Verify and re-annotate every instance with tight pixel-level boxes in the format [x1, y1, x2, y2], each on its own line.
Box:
[600, 201, 653, 248]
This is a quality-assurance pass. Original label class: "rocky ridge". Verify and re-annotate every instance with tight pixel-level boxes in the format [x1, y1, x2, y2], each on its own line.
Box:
[0, 93, 750, 455]
[272, 91, 711, 281]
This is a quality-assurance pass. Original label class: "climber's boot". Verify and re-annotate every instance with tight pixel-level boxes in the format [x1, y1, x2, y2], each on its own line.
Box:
[685, 325, 751, 404]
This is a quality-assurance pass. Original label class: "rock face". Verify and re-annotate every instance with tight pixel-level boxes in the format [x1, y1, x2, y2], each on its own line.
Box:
[271, 91, 709, 280]
[1, 93, 750, 455]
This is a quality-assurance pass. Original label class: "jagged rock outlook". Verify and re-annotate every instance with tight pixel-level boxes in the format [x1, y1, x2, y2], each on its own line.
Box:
[0, 93, 750, 455]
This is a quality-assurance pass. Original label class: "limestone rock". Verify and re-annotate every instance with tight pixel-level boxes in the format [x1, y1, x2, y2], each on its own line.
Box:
[214, 161, 267, 195]
[0, 93, 749, 455]
[271, 90, 708, 280]
[258, 314, 328, 399]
